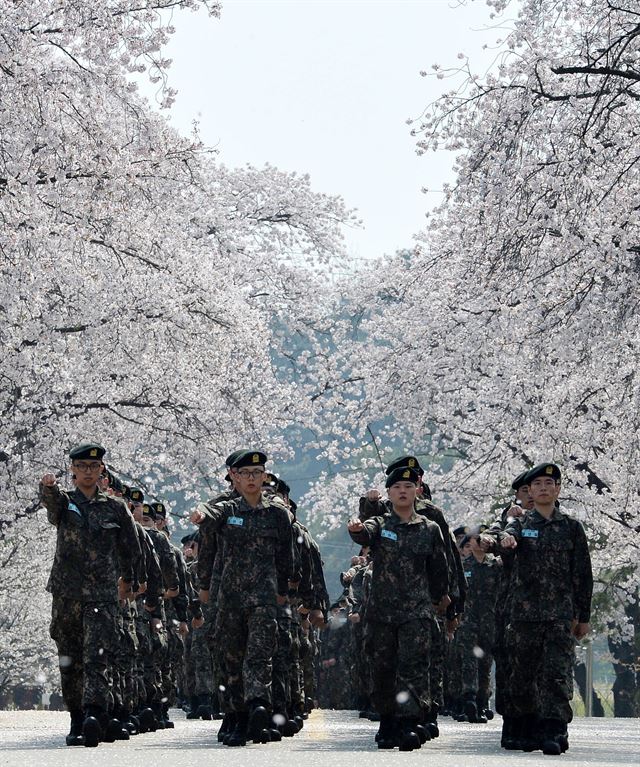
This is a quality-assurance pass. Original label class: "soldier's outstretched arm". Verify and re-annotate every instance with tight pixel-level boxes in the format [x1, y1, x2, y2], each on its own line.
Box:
[39, 474, 66, 527]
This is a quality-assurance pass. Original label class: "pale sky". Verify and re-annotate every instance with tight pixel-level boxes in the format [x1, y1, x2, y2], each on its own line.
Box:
[149, 0, 503, 262]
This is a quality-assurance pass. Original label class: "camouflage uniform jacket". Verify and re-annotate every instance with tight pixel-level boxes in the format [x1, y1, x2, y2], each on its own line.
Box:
[461, 553, 502, 626]
[135, 522, 163, 613]
[503, 508, 593, 623]
[41, 484, 140, 602]
[196, 488, 238, 591]
[349, 511, 449, 624]
[359, 495, 465, 618]
[197, 492, 294, 610]
[145, 527, 180, 593]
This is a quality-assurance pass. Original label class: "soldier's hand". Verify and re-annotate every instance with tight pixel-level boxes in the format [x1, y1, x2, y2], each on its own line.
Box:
[341, 571, 353, 584]
[309, 609, 325, 628]
[348, 612, 361, 624]
[507, 504, 525, 518]
[41, 473, 58, 487]
[366, 489, 381, 502]
[276, 594, 288, 606]
[572, 621, 590, 640]
[165, 587, 179, 599]
[191, 616, 205, 629]
[118, 578, 133, 600]
[136, 581, 147, 595]
[199, 589, 209, 604]
[436, 594, 451, 615]
[445, 617, 459, 640]
[500, 534, 517, 549]
[178, 621, 189, 638]
[322, 658, 336, 669]
[190, 508, 206, 525]
[348, 519, 364, 533]
[478, 534, 493, 552]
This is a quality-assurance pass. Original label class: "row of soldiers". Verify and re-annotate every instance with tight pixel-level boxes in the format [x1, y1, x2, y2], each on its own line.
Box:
[340, 456, 592, 755]
[40, 443, 330, 748]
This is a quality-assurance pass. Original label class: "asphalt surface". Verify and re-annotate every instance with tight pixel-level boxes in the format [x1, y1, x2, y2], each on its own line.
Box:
[0, 709, 638, 766]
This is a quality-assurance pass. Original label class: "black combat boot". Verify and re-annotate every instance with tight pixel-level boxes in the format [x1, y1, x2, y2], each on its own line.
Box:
[247, 699, 270, 744]
[217, 712, 234, 743]
[82, 705, 104, 748]
[501, 716, 515, 749]
[162, 701, 174, 729]
[65, 709, 84, 746]
[398, 719, 421, 752]
[376, 714, 397, 749]
[424, 707, 439, 738]
[186, 695, 201, 719]
[196, 693, 213, 720]
[541, 718, 565, 756]
[138, 705, 156, 733]
[226, 712, 248, 747]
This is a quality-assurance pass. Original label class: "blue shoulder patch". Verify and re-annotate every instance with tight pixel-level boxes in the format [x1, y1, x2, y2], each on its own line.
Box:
[227, 516, 244, 527]
[381, 529, 398, 541]
[522, 529, 539, 538]
[464, 570, 472, 578]
[67, 502, 82, 516]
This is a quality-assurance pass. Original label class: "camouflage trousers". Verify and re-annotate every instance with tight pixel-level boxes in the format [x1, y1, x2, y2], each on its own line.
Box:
[187, 622, 215, 697]
[493, 600, 511, 715]
[365, 617, 434, 719]
[301, 628, 316, 708]
[445, 630, 463, 706]
[49, 596, 119, 712]
[214, 603, 277, 712]
[427, 616, 445, 711]
[272, 610, 293, 715]
[112, 606, 138, 714]
[457, 618, 494, 703]
[506, 619, 575, 723]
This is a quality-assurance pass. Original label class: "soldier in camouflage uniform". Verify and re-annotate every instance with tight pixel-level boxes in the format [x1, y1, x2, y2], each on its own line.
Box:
[480, 469, 534, 747]
[499, 463, 593, 755]
[40, 443, 141, 748]
[358, 455, 465, 737]
[456, 531, 501, 723]
[348, 466, 449, 752]
[193, 450, 294, 747]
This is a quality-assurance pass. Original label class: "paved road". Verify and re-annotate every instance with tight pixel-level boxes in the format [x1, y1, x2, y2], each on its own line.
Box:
[0, 709, 638, 767]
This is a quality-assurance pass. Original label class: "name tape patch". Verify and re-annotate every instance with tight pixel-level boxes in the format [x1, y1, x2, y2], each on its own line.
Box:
[522, 529, 539, 538]
[381, 529, 398, 541]
[227, 516, 244, 527]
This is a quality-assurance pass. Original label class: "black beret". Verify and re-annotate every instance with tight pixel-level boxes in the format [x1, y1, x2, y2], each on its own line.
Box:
[141, 503, 156, 519]
[275, 478, 291, 496]
[385, 455, 423, 476]
[453, 526, 468, 539]
[525, 463, 561, 484]
[232, 450, 267, 469]
[69, 443, 105, 461]
[110, 475, 124, 494]
[511, 470, 530, 491]
[181, 532, 199, 545]
[263, 472, 278, 487]
[151, 502, 166, 518]
[385, 467, 420, 488]
[129, 488, 144, 503]
[225, 449, 248, 467]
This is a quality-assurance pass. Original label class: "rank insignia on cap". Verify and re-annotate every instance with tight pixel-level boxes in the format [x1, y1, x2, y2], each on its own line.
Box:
[545, 466, 553, 475]
[90, 449, 97, 457]
[252, 453, 259, 463]
[403, 470, 410, 478]
[408, 459, 415, 467]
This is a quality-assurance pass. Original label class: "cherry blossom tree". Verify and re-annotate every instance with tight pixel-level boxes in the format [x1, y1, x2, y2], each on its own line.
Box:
[0, 0, 355, 692]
